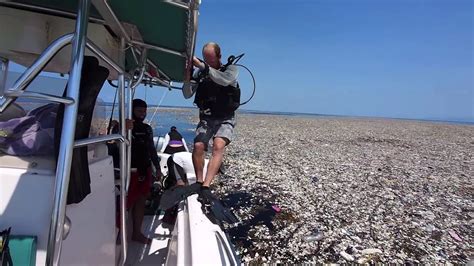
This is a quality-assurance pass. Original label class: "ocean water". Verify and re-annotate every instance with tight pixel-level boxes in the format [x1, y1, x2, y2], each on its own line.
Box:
[12, 100, 198, 143]
[99, 104, 197, 144]
[97, 103, 473, 144]
[148, 110, 196, 143]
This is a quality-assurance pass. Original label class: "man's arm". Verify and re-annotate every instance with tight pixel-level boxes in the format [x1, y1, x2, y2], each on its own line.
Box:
[193, 56, 239, 87]
[146, 125, 162, 175]
[182, 69, 200, 98]
[208, 65, 239, 87]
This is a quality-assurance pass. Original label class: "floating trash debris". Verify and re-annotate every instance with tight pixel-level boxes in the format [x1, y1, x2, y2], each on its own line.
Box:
[271, 204, 282, 213]
[210, 114, 473, 264]
[448, 229, 463, 242]
[340, 251, 355, 261]
[303, 229, 324, 242]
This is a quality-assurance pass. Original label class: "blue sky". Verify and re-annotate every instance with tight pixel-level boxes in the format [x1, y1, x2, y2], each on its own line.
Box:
[153, 0, 474, 122]
[8, 0, 474, 122]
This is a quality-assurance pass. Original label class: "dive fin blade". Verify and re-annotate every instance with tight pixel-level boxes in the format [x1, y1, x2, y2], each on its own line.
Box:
[159, 183, 201, 210]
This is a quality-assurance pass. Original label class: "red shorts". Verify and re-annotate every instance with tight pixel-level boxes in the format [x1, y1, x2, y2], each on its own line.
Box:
[127, 167, 152, 209]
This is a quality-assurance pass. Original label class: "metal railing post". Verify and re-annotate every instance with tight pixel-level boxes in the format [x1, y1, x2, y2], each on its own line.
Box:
[0, 57, 8, 97]
[0, 34, 73, 112]
[126, 81, 133, 192]
[129, 48, 147, 90]
[118, 37, 128, 265]
[46, 0, 91, 265]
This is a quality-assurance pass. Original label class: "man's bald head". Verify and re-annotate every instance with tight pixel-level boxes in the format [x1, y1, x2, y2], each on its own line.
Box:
[202, 42, 221, 68]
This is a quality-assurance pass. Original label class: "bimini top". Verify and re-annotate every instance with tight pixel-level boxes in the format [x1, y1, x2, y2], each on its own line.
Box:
[0, 0, 200, 83]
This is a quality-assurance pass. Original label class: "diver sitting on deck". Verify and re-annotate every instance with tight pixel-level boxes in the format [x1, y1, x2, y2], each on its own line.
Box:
[161, 151, 205, 224]
[159, 150, 238, 225]
[160, 126, 189, 154]
[128, 99, 162, 244]
[163, 152, 198, 188]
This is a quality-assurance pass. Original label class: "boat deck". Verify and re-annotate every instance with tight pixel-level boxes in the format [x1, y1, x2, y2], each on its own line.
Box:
[126, 213, 170, 266]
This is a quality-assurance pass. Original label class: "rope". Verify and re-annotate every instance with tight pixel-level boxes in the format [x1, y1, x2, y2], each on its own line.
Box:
[105, 87, 118, 134]
[146, 89, 168, 126]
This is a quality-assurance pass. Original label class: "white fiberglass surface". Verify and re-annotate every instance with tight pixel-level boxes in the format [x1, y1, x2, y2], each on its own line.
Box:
[127, 214, 171, 265]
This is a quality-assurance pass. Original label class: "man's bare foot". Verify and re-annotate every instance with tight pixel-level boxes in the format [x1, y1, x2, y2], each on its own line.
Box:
[132, 233, 152, 245]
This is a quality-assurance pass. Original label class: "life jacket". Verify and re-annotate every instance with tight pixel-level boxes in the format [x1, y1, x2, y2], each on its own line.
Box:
[131, 122, 152, 175]
[194, 66, 240, 118]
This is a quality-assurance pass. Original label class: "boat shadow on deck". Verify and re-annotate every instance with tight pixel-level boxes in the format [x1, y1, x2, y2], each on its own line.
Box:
[126, 214, 171, 266]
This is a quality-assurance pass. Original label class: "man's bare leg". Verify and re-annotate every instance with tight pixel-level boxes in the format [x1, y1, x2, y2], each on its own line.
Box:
[131, 196, 152, 244]
[203, 137, 226, 187]
[192, 142, 206, 183]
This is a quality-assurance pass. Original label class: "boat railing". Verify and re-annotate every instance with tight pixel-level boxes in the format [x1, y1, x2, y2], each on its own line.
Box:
[0, 57, 8, 98]
[0, 1, 132, 263]
[0, 0, 200, 265]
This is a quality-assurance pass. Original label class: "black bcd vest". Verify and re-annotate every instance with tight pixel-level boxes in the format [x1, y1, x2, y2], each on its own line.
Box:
[194, 66, 240, 117]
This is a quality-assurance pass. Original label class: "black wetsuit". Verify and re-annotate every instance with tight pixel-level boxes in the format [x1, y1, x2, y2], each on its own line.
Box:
[131, 121, 160, 178]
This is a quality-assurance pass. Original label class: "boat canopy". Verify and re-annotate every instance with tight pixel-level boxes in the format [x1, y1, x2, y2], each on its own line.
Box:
[0, 0, 199, 82]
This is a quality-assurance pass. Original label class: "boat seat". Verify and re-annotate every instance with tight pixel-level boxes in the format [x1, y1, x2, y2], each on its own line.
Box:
[0, 153, 55, 175]
[0, 155, 55, 265]
[0, 144, 115, 265]
[0, 142, 108, 175]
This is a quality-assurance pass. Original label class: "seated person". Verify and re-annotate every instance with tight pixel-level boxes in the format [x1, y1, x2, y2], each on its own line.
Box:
[160, 126, 189, 154]
[160, 152, 236, 225]
[163, 151, 199, 188]
[161, 151, 205, 224]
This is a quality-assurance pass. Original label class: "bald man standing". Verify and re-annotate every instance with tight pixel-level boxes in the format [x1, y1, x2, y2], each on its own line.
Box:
[191, 42, 240, 191]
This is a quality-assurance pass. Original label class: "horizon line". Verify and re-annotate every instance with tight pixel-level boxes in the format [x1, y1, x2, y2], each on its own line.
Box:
[95, 102, 474, 125]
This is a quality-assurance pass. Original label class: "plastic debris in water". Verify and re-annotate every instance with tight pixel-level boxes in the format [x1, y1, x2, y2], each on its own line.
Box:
[361, 248, 383, 255]
[303, 231, 324, 242]
[271, 205, 281, 213]
[448, 229, 462, 242]
[340, 251, 355, 261]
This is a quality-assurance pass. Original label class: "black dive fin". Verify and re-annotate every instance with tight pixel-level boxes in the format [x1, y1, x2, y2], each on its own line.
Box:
[210, 199, 239, 224]
[159, 183, 201, 210]
[199, 189, 239, 224]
